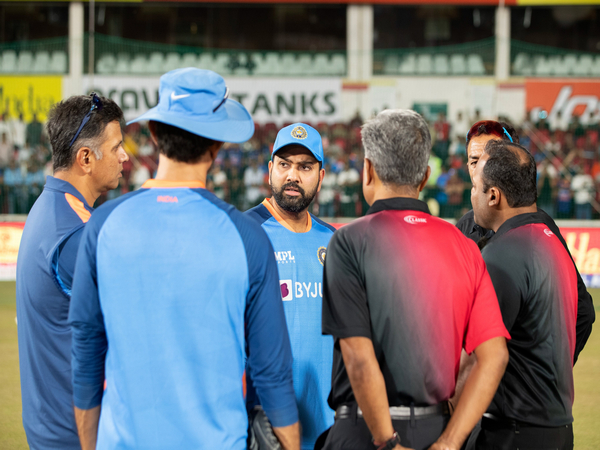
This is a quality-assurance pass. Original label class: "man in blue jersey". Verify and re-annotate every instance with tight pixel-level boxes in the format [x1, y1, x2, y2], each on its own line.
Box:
[16, 94, 128, 450]
[246, 123, 336, 450]
[69, 68, 300, 450]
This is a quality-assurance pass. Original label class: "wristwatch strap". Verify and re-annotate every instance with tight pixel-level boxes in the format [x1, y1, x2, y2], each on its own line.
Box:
[374, 432, 401, 450]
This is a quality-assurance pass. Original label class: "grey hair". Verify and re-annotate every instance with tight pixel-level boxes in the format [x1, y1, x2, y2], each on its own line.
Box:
[361, 109, 431, 188]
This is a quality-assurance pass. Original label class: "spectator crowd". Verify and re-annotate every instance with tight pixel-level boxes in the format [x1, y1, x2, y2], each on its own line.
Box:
[0, 108, 598, 219]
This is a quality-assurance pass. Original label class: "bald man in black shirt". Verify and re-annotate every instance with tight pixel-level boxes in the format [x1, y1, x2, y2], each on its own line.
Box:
[470, 139, 579, 450]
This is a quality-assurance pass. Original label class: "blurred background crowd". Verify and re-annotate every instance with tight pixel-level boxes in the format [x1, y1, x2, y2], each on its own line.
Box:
[0, 110, 599, 220]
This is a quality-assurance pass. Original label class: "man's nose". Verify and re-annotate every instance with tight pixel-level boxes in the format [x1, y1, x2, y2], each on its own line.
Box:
[286, 166, 300, 182]
[120, 146, 129, 162]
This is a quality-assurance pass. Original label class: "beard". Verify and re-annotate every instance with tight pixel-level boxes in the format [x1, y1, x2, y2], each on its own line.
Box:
[272, 180, 319, 214]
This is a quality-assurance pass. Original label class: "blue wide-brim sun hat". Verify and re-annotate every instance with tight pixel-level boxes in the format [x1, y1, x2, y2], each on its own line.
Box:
[127, 68, 254, 144]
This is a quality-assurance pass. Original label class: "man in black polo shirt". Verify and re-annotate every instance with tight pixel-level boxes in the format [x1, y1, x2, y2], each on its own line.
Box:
[471, 140, 578, 450]
[321, 110, 510, 450]
[456, 120, 594, 363]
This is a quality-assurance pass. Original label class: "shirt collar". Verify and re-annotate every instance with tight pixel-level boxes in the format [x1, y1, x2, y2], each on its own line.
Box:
[366, 197, 430, 216]
[490, 211, 548, 241]
[141, 179, 206, 189]
[44, 176, 91, 209]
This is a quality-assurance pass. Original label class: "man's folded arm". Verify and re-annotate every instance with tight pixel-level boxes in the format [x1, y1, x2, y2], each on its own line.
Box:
[242, 219, 299, 450]
[68, 213, 107, 449]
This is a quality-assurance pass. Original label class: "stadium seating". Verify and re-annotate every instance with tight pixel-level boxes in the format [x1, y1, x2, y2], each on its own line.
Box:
[1, 50, 17, 73]
[513, 52, 600, 77]
[450, 54, 467, 75]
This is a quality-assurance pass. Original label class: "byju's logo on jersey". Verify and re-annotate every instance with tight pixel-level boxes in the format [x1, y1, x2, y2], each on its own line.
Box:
[275, 251, 296, 264]
[544, 228, 554, 237]
[280, 280, 293, 301]
[317, 246, 327, 266]
[404, 215, 427, 225]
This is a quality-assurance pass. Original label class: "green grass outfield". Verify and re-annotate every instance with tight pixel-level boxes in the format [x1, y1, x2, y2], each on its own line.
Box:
[1, 283, 599, 449]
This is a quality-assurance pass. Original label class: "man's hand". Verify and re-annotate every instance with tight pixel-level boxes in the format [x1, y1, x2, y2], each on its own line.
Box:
[428, 441, 458, 450]
[340, 337, 415, 450]
[74, 405, 101, 450]
[273, 422, 301, 450]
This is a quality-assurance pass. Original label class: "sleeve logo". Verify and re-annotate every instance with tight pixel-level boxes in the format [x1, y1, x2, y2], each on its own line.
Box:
[544, 228, 554, 237]
[404, 215, 427, 224]
[280, 280, 293, 301]
[317, 246, 327, 266]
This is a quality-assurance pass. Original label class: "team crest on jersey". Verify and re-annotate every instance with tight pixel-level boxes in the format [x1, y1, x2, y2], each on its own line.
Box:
[291, 126, 308, 140]
[317, 246, 327, 266]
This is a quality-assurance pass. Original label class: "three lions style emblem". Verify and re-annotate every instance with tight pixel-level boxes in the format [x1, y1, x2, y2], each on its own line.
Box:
[318, 247, 327, 266]
[291, 126, 308, 140]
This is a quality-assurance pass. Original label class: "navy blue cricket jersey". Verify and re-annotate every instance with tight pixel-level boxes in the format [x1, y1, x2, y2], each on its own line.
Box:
[16, 176, 94, 450]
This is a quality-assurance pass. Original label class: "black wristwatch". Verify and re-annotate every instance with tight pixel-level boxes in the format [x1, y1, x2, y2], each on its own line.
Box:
[373, 432, 401, 450]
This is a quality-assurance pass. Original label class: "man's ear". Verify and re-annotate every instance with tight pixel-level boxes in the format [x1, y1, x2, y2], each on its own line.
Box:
[418, 166, 431, 192]
[75, 147, 93, 174]
[316, 167, 325, 193]
[364, 158, 374, 186]
[209, 141, 223, 160]
[268, 160, 273, 185]
[488, 186, 501, 207]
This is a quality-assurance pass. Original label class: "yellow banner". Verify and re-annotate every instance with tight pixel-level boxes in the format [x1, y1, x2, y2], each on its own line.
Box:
[0, 76, 62, 122]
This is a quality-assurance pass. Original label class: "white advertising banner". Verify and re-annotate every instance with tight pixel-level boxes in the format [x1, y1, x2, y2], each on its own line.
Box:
[81, 76, 342, 125]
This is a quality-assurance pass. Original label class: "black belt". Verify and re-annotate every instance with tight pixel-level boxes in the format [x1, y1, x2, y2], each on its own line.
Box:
[481, 414, 556, 431]
[336, 402, 449, 421]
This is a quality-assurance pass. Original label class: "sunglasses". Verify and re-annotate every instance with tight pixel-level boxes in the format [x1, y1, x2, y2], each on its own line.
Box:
[212, 87, 229, 113]
[69, 92, 104, 148]
[466, 120, 513, 144]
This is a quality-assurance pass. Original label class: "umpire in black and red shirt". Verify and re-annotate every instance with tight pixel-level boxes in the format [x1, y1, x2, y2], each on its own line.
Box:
[471, 139, 579, 450]
[321, 110, 511, 450]
[456, 120, 594, 364]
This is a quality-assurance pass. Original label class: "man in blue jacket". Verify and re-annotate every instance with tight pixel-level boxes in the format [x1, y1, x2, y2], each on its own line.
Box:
[16, 93, 128, 449]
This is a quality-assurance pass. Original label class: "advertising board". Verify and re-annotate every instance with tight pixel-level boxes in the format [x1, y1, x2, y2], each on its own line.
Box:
[526, 79, 600, 128]
[0, 76, 62, 122]
[82, 76, 342, 125]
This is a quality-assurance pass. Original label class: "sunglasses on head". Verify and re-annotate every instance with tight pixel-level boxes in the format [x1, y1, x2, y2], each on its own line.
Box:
[466, 120, 513, 144]
[69, 92, 104, 148]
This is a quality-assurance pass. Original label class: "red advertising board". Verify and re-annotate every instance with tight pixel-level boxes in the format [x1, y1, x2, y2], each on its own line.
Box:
[526, 79, 600, 126]
[563, 227, 600, 288]
[0, 221, 598, 287]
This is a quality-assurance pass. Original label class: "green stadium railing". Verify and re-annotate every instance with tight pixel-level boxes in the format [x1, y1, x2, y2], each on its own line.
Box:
[86, 33, 347, 77]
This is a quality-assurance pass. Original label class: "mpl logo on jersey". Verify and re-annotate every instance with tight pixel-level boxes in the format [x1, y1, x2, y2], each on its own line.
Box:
[275, 251, 295, 264]
[404, 215, 427, 225]
[526, 80, 600, 127]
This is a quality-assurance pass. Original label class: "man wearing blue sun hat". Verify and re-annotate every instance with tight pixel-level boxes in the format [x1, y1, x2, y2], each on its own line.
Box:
[246, 123, 336, 450]
[69, 68, 300, 450]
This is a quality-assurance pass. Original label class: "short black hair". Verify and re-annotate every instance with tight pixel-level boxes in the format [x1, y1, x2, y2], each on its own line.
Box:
[152, 121, 218, 163]
[47, 94, 124, 172]
[482, 139, 537, 208]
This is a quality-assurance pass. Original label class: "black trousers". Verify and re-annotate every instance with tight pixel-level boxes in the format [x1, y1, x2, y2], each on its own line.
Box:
[321, 406, 450, 450]
[475, 417, 573, 450]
